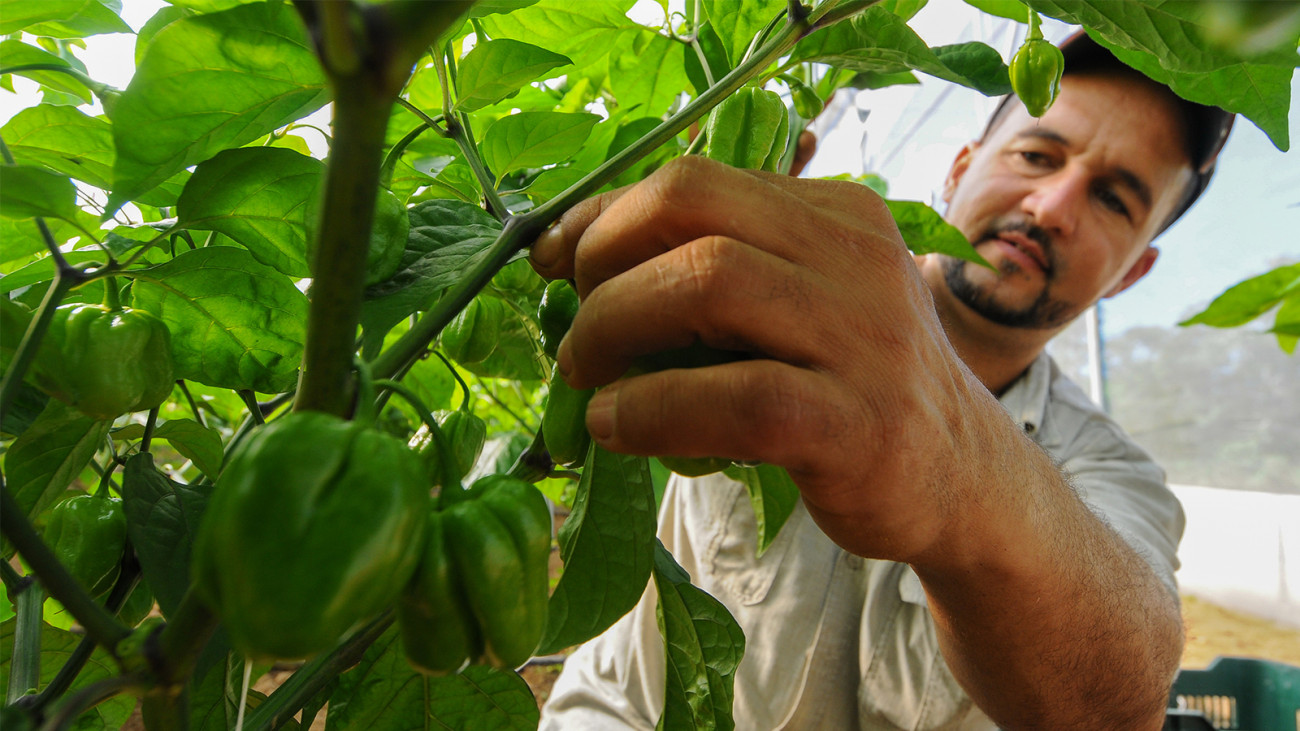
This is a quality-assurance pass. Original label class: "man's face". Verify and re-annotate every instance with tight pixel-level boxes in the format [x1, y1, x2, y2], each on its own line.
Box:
[931, 72, 1196, 331]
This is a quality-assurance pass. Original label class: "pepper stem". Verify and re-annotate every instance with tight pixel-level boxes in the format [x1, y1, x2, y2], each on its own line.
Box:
[1028, 8, 1043, 40]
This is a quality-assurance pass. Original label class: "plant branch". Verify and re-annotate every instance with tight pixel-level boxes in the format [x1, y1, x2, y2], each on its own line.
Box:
[242, 614, 395, 731]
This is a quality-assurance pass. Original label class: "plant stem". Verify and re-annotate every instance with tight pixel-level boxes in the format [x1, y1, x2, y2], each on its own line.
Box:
[0, 486, 131, 653]
[293, 80, 395, 417]
[27, 567, 141, 716]
[6, 569, 43, 705]
[150, 589, 218, 688]
[41, 676, 141, 731]
[242, 614, 394, 731]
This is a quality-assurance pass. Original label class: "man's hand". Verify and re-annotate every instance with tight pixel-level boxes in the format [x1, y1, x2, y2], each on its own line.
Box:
[529, 156, 1182, 728]
[529, 155, 987, 563]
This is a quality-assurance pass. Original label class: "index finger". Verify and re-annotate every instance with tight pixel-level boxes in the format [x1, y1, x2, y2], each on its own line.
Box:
[528, 185, 631, 280]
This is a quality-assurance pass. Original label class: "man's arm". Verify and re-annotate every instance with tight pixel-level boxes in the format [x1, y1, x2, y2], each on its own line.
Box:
[530, 156, 1182, 728]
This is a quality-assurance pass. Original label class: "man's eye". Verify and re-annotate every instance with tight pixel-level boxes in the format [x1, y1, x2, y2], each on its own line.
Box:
[1019, 151, 1050, 166]
[1094, 185, 1130, 218]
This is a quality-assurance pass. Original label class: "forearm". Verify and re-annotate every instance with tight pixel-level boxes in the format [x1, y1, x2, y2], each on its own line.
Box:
[911, 393, 1182, 729]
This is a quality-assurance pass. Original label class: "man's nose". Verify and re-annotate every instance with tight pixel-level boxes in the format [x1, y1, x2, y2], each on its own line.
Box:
[1020, 170, 1085, 239]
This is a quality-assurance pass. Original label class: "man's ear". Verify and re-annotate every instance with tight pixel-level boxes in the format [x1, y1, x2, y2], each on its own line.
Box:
[942, 142, 979, 204]
[1104, 246, 1159, 299]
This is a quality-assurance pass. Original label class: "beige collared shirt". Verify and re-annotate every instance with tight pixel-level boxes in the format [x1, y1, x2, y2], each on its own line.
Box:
[540, 353, 1185, 730]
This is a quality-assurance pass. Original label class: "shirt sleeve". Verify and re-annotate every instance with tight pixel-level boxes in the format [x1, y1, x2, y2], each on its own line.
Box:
[1057, 411, 1186, 598]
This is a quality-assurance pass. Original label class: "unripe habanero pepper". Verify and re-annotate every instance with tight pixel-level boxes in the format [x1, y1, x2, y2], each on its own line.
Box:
[541, 363, 593, 467]
[398, 475, 551, 674]
[1009, 12, 1064, 118]
[32, 303, 174, 421]
[191, 411, 428, 659]
[44, 492, 127, 598]
[537, 279, 579, 359]
[441, 296, 506, 365]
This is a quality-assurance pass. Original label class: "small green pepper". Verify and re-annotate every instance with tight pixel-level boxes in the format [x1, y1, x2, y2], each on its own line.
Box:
[191, 411, 428, 659]
[32, 303, 174, 421]
[43, 492, 127, 598]
[398, 475, 551, 674]
[441, 296, 507, 365]
[1009, 12, 1064, 118]
[541, 363, 594, 467]
[537, 279, 579, 359]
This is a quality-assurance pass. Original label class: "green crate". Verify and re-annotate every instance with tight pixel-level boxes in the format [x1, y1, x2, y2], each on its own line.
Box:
[1168, 656, 1300, 730]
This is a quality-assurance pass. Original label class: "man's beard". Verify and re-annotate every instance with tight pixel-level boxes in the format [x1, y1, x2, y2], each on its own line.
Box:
[942, 220, 1075, 330]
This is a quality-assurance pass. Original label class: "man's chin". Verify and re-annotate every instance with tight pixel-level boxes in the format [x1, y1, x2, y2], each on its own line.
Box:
[942, 258, 1070, 330]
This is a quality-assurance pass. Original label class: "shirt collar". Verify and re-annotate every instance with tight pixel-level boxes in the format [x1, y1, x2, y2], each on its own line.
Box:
[997, 351, 1053, 437]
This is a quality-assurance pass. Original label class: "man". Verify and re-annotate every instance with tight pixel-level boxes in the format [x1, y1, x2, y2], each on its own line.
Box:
[530, 33, 1233, 730]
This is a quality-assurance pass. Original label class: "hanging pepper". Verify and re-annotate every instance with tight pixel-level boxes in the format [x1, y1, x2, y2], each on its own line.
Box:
[191, 411, 428, 659]
[32, 300, 174, 421]
[1009, 11, 1064, 118]
[398, 475, 551, 674]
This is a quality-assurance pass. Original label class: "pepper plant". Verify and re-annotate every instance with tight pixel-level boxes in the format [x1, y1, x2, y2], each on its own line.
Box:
[1, 1, 1295, 729]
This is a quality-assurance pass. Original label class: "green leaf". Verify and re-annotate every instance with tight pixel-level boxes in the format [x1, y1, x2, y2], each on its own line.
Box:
[1092, 35, 1294, 152]
[609, 30, 691, 119]
[701, 0, 784, 69]
[121, 452, 212, 617]
[130, 246, 308, 394]
[792, 7, 1011, 95]
[653, 540, 745, 731]
[2, 105, 113, 190]
[360, 199, 503, 353]
[885, 199, 991, 266]
[1179, 262, 1300, 328]
[481, 111, 602, 181]
[931, 41, 1012, 96]
[704, 88, 788, 172]
[881, 0, 929, 21]
[177, 147, 322, 278]
[963, 0, 1027, 22]
[478, 0, 640, 71]
[0, 40, 93, 103]
[4, 400, 110, 523]
[0, 619, 135, 728]
[108, 1, 328, 212]
[0, 0, 131, 38]
[154, 419, 226, 478]
[722, 464, 799, 557]
[0, 164, 78, 222]
[538, 444, 657, 655]
[1024, 1, 1296, 151]
[1272, 294, 1299, 354]
[324, 626, 539, 731]
[455, 39, 571, 113]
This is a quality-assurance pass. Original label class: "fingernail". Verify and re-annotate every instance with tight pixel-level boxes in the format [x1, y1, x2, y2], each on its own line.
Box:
[586, 389, 616, 442]
[530, 221, 562, 270]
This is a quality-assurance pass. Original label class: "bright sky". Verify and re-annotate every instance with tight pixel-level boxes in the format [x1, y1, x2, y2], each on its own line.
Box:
[4, 0, 1296, 337]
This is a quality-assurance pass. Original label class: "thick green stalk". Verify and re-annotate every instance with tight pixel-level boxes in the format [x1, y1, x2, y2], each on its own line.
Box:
[0, 487, 131, 653]
[5, 569, 42, 705]
[242, 614, 394, 731]
[371, 10, 822, 383]
[293, 82, 395, 417]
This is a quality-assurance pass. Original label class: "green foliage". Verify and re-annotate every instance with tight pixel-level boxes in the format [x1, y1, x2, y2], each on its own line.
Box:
[0, 0, 1293, 728]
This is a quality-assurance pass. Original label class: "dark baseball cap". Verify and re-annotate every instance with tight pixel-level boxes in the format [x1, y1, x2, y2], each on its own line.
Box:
[984, 31, 1235, 233]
